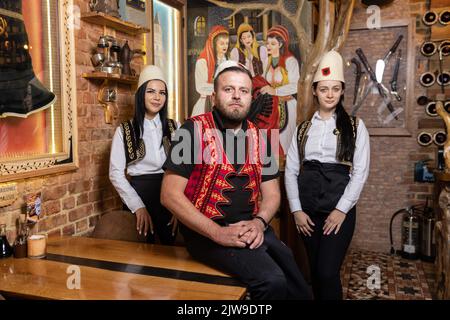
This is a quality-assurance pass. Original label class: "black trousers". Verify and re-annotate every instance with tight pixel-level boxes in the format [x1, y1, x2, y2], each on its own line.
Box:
[129, 173, 176, 245]
[298, 160, 356, 300]
[182, 225, 312, 300]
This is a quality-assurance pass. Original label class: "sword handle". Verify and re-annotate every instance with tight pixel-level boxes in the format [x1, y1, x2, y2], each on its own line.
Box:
[392, 91, 402, 102]
[385, 101, 399, 120]
[351, 58, 362, 106]
[390, 50, 401, 93]
[392, 50, 402, 81]
[377, 86, 399, 120]
[384, 35, 404, 62]
[356, 48, 377, 82]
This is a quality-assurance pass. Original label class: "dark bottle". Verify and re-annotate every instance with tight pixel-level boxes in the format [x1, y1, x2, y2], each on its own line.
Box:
[0, 224, 13, 258]
[13, 222, 28, 258]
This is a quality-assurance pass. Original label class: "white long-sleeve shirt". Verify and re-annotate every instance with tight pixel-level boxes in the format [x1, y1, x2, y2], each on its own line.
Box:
[284, 111, 370, 214]
[109, 114, 177, 213]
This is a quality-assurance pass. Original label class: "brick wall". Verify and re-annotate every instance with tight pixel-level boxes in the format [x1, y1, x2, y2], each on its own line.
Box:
[347, 0, 449, 252]
[0, 0, 142, 243]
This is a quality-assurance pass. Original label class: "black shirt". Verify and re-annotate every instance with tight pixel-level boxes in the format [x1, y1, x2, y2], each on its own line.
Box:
[163, 109, 279, 224]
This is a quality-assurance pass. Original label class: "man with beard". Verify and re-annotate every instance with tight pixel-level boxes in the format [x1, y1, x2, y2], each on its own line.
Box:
[161, 61, 311, 300]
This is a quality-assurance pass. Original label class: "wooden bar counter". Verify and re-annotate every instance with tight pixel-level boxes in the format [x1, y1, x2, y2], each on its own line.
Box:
[0, 236, 246, 300]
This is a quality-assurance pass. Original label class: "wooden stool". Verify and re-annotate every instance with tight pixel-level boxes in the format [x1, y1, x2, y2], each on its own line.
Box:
[91, 210, 147, 243]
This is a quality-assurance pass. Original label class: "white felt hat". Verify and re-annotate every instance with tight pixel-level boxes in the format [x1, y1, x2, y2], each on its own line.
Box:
[137, 65, 167, 89]
[313, 50, 345, 83]
[213, 60, 250, 79]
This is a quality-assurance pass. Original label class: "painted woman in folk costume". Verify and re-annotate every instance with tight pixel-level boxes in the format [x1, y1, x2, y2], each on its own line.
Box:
[191, 25, 229, 117]
[229, 22, 282, 155]
[260, 25, 300, 155]
[230, 23, 268, 77]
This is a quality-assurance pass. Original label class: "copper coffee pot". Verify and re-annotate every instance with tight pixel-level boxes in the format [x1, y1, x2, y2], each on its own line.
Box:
[120, 41, 145, 76]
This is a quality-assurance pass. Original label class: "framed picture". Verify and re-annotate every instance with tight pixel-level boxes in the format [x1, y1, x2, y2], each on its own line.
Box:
[340, 19, 415, 136]
[0, 0, 78, 182]
[118, 0, 148, 28]
[127, 0, 146, 11]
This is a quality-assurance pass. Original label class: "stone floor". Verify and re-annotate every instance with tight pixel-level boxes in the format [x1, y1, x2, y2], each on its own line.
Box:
[341, 250, 436, 300]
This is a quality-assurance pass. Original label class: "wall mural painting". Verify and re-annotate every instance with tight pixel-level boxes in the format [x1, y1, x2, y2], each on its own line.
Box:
[187, 0, 304, 155]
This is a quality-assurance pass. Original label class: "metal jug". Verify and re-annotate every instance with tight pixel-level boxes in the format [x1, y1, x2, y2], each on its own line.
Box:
[120, 40, 145, 76]
[401, 208, 421, 260]
[420, 207, 436, 262]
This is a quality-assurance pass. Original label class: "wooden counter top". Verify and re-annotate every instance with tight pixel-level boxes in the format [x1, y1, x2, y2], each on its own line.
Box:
[0, 237, 246, 300]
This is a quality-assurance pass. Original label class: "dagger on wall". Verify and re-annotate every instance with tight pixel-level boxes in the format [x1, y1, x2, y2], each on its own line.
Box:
[350, 57, 363, 107]
[390, 49, 402, 101]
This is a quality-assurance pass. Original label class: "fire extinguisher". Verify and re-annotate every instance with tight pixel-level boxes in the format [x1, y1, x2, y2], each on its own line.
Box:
[389, 204, 423, 260]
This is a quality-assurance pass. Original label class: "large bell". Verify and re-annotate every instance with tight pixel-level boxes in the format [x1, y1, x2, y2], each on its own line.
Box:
[0, 0, 56, 118]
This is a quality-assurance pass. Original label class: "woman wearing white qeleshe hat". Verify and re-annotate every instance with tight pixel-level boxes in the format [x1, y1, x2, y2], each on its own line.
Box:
[284, 51, 370, 300]
[109, 65, 179, 245]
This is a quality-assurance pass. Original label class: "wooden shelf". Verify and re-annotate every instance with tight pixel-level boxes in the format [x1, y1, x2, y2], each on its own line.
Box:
[435, 171, 450, 182]
[82, 72, 138, 85]
[80, 12, 150, 36]
[418, 118, 445, 129]
[430, 6, 450, 42]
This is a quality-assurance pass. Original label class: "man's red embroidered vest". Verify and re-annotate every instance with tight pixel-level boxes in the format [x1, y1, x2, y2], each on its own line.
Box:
[184, 112, 263, 220]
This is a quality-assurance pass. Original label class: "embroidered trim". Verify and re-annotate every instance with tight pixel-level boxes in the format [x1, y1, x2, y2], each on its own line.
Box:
[163, 118, 176, 157]
[279, 101, 288, 131]
[297, 116, 358, 167]
[0, 16, 7, 37]
[0, 8, 24, 21]
[184, 112, 262, 220]
[296, 120, 312, 165]
[120, 120, 145, 166]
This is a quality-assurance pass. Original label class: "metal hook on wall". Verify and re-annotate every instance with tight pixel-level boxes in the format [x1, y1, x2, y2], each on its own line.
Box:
[97, 79, 118, 124]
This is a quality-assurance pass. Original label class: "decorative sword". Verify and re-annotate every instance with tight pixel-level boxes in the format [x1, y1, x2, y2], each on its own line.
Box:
[351, 57, 363, 106]
[390, 49, 402, 101]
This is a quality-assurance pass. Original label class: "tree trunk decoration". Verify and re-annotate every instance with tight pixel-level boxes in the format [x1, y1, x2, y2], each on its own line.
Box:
[436, 100, 450, 173]
[207, 0, 356, 122]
